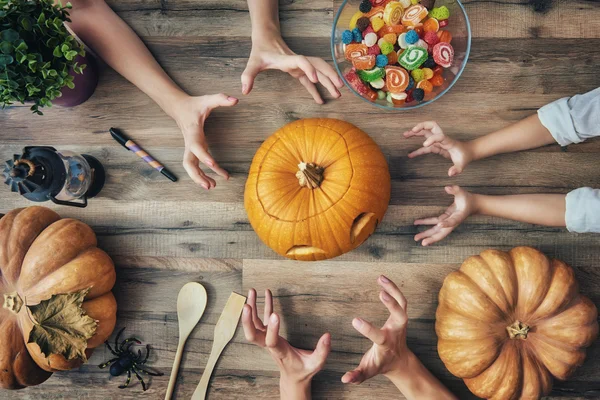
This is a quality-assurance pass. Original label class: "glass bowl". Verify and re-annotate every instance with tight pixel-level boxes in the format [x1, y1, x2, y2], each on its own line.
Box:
[331, 0, 471, 110]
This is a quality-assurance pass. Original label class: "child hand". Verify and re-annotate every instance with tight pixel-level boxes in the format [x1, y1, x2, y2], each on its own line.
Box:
[414, 185, 477, 246]
[172, 94, 237, 189]
[342, 276, 411, 385]
[243, 289, 331, 397]
[242, 36, 343, 104]
[403, 121, 474, 177]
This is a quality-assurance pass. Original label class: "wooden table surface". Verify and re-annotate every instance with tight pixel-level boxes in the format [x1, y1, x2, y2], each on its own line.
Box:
[2, 0, 600, 398]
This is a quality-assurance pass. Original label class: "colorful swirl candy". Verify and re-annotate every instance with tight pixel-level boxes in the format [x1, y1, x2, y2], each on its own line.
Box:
[352, 55, 376, 70]
[401, 4, 428, 27]
[399, 46, 428, 70]
[383, 2, 404, 26]
[385, 66, 409, 94]
[433, 42, 454, 68]
[344, 43, 368, 60]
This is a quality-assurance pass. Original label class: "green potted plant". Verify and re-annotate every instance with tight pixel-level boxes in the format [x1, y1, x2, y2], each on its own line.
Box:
[0, 0, 98, 115]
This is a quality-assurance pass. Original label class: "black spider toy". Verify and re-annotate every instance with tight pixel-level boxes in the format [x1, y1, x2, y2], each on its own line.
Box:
[98, 327, 163, 390]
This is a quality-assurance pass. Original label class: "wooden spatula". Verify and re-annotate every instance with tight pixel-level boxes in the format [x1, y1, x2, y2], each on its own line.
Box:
[191, 292, 246, 400]
[164, 282, 208, 400]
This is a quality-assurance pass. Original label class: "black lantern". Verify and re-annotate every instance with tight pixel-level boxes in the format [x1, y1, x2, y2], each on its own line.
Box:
[3, 146, 105, 208]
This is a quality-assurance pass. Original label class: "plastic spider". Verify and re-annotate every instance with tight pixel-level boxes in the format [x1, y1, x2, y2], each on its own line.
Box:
[98, 327, 163, 390]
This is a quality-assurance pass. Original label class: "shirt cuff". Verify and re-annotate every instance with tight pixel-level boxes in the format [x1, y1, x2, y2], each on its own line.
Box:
[537, 98, 581, 147]
[565, 187, 600, 233]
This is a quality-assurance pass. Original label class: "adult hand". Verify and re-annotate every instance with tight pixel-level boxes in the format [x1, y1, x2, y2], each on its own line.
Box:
[403, 121, 474, 177]
[242, 36, 343, 104]
[171, 94, 237, 189]
[414, 185, 477, 246]
[243, 289, 331, 399]
[342, 275, 411, 384]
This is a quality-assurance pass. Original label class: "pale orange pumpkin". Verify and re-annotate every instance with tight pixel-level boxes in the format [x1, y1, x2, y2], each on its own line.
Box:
[0, 207, 117, 389]
[245, 118, 391, 261]
[436, 247, 598, 400]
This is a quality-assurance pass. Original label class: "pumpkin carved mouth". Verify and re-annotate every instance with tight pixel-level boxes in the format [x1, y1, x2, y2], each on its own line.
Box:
[350, 212, 378, 244]
[286, 245, 327, 257]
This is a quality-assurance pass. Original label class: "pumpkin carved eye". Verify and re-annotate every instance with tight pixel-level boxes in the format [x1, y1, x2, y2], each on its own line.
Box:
[245, 118, 391, 260]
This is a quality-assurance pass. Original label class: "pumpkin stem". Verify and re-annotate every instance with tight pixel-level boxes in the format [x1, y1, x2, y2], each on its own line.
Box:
[3, 292, 24, 314]
[506, 320, 530, 340]
[296, 162, 324, 189]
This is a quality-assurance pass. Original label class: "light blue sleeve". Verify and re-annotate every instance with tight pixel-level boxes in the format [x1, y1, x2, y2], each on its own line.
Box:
[565, 188, 600, 233]
[537, 87, 600, 146]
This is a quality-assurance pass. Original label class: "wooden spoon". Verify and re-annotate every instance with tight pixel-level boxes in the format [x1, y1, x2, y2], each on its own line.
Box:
[164, 282, 208, 400]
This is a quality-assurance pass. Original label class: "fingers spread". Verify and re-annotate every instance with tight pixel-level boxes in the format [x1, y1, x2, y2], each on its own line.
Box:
[204, 93, 239, 110]
[342, 369, 365, 385]
[378, 275, 407, 312]
[247, 289, 265, 330]
[352, 318, 385, 345]
[242, 304, 265, 345]
[190, 143, 229, 180]
[412, 121, 443, 134]
[241, 60, 262, 95]
[309, 57, 344, 88]
[421, 230, 450, 246]
[414, 216, 440, 225]
[183, 150, 212, 189]
[380, 290, 408, 328]
[299, 75, 324, 104]
[264, 289, 273, 323]
[316, 70, 341, 99]
[295, 55, 319, 83]
[445, 185, 462, 195]
[423, 132, 446, 148]
[265, 313, 287, 359]
[414, 225, 440, 242]
[311, 332, 331, 366]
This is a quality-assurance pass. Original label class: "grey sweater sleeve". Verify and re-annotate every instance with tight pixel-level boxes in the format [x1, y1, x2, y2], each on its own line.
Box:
[566, 188, 600, 233]
[537, 87, 600, 146]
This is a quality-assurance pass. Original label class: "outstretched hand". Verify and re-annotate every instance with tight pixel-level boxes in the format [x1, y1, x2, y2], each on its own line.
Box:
[242, 36, 343, 104]
[403, 121, 474, 177]
[414, 185, 477, 246]
[243, 288, 331, 394]
[172, 94, 237, 190]
[342, 275, 411, 385]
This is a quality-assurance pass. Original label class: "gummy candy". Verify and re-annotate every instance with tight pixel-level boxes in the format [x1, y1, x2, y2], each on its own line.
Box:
[383, 1, 404, 26]
[397, 32, 409, 49]
[363, 25, 376, 36]
[402, 4, 428, 27]
[429, 74, 444, 86]
[406, 75, 415, 90]
[383, 33, 397, 45]
[386, 91, 394, 103]
[417, 79, 433, 93]
[433, 65, 443, 75]
[359, 0, 372, 13]
[356, 17, 371, 31]
[413, 25, 424, 37]
[345, 69, 377, 101]
[365, 87, 378, 102]
[411, 0, 419, 4]
[410, 68, 425, 82]
[365, 6, 385, 19]
[413, 88, 425, 101]
[399, 0, 412, 8]
[437, 30, 452, 43]
[415, 39, 429, 51]
[439, 18, 449, 28]
[405, 89, 414, 102]
[422, 56, 436, 68]
[405, 30, 419, 44]
[357, 66, 385, 82]
[378, 24, 405, 37]
[432, 42, 453, 68]
[399, 46, 428, 70]
[353, 54, 377, 70]
[390, 91, 408, 105]
[370, 78, 385, 89]
[423, 31, 439, 45]
[423, 18, 440, 33]
[367, 44, 381, 55]
[349, 11, 364, 30]
[364, 32, 378, 47]
[345, 43, 368, 60]
[377, 90, 386, 100]
[429, 6, 449, 20]
[376, 54, 389, 67]
[422, 67, 434, 79]
[384, 66, 409, 93]
[342, 30, 354, 44]
[371, 16, 385, 32]
[352, 27, 363, 42]
[387, 50, 399, 65]
[380, 41, 394, 55]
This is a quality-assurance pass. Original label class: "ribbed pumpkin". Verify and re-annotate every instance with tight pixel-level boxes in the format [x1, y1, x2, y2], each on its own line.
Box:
[0, 207, 117, 389]
[436, 247, 598, 400]
[245, 118, 391, 261]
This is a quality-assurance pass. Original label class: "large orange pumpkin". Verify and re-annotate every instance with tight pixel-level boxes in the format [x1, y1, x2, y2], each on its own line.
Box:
[436, 247, 598, 400]
[0, 207, 117, 389]
[245, 118, 391, 261]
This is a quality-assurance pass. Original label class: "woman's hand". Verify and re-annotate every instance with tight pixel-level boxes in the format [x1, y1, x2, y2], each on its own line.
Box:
[414, 185, 477, 246]
[403, 121, 474, 177]
[170, 94, 238, 189]
[243, 289, 331, 400]
[342, 275, 411, 384]
[242, 35, 343, 104]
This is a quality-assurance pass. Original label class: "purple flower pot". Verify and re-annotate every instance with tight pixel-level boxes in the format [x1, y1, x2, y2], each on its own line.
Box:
[53, 53, 99, 107]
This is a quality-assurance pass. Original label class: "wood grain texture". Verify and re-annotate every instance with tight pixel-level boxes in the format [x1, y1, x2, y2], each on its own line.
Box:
[2, 0, 600, 398]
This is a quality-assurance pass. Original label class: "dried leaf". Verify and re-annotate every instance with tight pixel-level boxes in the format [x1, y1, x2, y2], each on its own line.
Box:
[27, 288, 97, 362]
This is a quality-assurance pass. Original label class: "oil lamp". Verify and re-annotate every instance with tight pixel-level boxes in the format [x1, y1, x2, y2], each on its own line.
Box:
[3, 146, 105, 208]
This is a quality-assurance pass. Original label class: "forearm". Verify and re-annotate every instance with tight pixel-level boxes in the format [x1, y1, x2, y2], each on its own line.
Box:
[248, 0, 281, 39]
[385, 352, 456, 400]
[65, 0, 186, 117]
[474, 193, 566, 227]
[280, 377, 311, 400]
[468, 114, 556, 161]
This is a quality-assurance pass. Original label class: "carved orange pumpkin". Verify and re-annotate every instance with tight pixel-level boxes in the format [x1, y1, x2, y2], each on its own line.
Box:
[245, 118, 391, 261]
[436, 247, 598, 400]
[0, 207, 117, 389]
